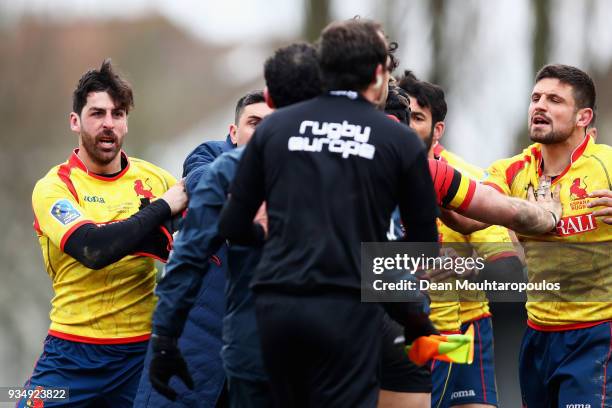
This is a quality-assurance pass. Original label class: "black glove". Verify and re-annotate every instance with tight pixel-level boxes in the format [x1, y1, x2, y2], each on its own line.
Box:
[150, 334, 194, 401]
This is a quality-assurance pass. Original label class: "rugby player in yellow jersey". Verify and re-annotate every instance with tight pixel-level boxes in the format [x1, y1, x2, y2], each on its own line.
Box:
[480, 64, 612, 407]
[381, 83, 556, 408]
[19, 59, 188, 408]
[397, 71, 523, 408]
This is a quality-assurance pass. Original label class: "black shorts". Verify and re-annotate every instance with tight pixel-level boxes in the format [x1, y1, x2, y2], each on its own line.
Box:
[380, 313, 432, 393]
[255, 292, 384, 408]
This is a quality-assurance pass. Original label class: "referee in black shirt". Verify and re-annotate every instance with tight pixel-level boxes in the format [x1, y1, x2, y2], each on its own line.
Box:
[219, 19, 439, 407]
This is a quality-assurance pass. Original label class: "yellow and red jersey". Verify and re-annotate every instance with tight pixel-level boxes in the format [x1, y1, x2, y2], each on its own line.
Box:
[484, 135, 612, 327]
[32, 149, 176, 343]
[429, 145, 517, 328]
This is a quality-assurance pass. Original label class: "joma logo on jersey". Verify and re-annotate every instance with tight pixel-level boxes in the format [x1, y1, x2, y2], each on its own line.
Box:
[450, 389, 476, 399]
[288, 120, 376, 159]
[566, 404, 591, 408]
[556, 213, 597, 236]
[83, 195, 106, 204]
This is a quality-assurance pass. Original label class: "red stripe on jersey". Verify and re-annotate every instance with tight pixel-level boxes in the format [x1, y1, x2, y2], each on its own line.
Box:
[57, 162, 80, 203]
[33, 213, 42, 235]
[59, 220, 95, 251]
[527, 319, 612, 332]
[504, 156, 531, 188]
[483, 181, 505, 194]
[48, 329, 150, 344]
[486, 251, 518, 262]
[68, 149, 131, 181]
[433, 143, 445, 159]
[552, 135, 591, 183]
[457, 179, 476, 211]
[428, 159, 454, 206]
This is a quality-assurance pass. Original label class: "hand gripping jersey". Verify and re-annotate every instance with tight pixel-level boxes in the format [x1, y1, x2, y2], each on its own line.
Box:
[435, 145, 517, 325]
[484, 135, 612, 327]
[32, 149, 176, 343]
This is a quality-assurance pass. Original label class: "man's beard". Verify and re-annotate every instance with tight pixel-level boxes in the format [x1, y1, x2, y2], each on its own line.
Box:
[424, 127, 435, 152]
[529, 123, 573, 145]
[80, 128, 122, 166]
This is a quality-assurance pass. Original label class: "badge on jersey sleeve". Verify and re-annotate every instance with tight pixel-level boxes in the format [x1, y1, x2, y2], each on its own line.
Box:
[50, 199, 81, 225]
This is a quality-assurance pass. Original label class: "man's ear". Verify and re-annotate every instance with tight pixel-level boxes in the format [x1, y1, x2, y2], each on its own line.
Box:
[372, 64, 384, 89]
[264, 87, 275, 109]
[576, 108, 594, 129]
[433, 121, 445, 144]
[229, 124, 238, 145]
[69, 112, 81, 133]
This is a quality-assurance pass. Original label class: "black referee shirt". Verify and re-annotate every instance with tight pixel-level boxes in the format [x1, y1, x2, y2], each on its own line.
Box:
[219, 91, 439, 294]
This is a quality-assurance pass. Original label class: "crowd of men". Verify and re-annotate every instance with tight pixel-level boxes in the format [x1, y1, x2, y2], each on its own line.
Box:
[19, 17, 612, 408]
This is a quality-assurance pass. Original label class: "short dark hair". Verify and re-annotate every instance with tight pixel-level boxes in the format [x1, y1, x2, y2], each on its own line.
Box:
[264, 42, 323, 108]
[398, 70, 447, 124]
[72, 58, 134, 115]
[384, 84, 410, 125]
[318, 19, 391, 91]
[234, 90, 265, 124]
[535, 64, 596, 121]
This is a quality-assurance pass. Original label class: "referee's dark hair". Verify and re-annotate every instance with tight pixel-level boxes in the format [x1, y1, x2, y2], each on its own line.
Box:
[264, 42, 323, 108]
[234, 90, 265, 124]
[318, 19, 393, 92]
[73, 58, 134, 116]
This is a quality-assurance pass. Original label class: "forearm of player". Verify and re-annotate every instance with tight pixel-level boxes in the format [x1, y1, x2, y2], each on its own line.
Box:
[504, 196, 557, 234]
[459, 184, 557, 235]
[439, 208, 490, 234]
[64, 199, 171, 269]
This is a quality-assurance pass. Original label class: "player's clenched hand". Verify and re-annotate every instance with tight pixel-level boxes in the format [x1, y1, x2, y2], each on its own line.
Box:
[161, 179, 188, 216]
[588, 189, 612, 224]
[527, 177, 562, 231]
[150, 334, 194, 401]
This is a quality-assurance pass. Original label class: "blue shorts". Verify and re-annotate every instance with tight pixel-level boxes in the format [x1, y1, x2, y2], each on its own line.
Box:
[431, 316, 498, 407]
[17, 334, 148, 408]
[430, 359, 457, 408]
[519, 321, 612, 408]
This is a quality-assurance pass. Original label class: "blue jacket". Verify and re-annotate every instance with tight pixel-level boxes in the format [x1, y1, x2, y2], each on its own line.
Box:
[153, 147, 266, 380]
[134, 136, 233, 408]
[183, 136, 235, 194]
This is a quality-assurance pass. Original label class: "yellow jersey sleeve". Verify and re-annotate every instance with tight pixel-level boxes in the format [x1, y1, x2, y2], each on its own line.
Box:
[32, 176, 94, 250]
[483, 158, 513, 195]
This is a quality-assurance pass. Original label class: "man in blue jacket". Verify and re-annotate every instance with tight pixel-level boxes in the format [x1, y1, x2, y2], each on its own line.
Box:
[134, 91, 271, 408]
[147, 43, 322, 407]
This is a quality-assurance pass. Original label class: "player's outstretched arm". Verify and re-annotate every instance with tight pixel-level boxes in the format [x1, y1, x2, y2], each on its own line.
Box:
[456, 182, 561, 235]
